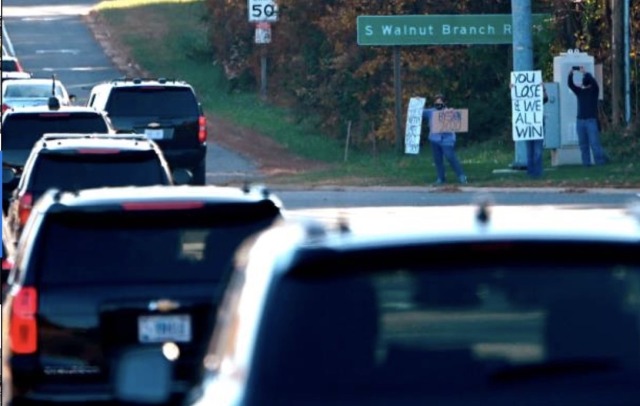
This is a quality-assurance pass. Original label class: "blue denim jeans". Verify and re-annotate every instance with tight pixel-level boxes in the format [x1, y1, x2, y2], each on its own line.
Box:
[430, 141, 465, 182]
[526, 139, 544, 178]
[576, 118, 607, 166]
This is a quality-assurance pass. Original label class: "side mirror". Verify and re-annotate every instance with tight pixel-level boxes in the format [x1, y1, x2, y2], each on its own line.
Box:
[113, 346, 173, 404]
[172, 168, 193, 186]
[2, 167, 17, 185]
[69, 94, 77, 103]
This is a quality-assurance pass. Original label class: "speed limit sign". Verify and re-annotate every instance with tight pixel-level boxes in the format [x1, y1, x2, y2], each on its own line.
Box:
[248, 0, 278, 22]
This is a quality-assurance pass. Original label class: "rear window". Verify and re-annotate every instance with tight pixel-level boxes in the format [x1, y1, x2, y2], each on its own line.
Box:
[105, 87, 199, 118]
[1, 59, 20, 72]
[3, 82, 66, 99]
[28, 152, 169, 194]
[1, 113, 110, 150]
[246, 242, 640, 404]
[35, 207, 279, 285]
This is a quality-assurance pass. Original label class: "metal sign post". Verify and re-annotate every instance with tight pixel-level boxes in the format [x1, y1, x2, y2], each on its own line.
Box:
[249, 0, 278, 100]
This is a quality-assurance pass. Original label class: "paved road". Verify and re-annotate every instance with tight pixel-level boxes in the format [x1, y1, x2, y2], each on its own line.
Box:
[2, 0, 259, 185]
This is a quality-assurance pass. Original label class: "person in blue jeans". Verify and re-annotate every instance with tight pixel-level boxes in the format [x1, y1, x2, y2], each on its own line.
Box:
[567, 67, 608, 166]
[422, 94, 467, 185]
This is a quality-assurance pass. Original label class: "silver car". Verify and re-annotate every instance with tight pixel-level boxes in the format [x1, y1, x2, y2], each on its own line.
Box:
[1, 77, 75, 113]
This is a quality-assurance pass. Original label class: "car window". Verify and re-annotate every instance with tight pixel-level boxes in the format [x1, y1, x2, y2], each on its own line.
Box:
[28, 152, 169, 193]
[1, 60, 19, 72]
[105, 87, 199, 117]
[3, 83, 66, 99]
[245, 242, 640, 403]
[35, 211, 277, 285]
[1, 113, 110, 149]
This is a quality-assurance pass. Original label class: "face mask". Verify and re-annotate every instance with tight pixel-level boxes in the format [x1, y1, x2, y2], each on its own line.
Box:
[435, 103, 444, 110]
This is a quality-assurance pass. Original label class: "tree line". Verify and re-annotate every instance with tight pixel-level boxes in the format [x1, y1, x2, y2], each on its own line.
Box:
[205, 0, 639, 151]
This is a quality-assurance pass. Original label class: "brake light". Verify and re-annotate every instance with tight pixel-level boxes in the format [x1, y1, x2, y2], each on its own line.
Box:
[15, 59, 25, 72]
[39, 113, 70, 117]
[2, 257, 14, 272]
[18, 193, 34, 226]
[198, 115, 207, 143]
[75, 149, 121, 154]
[10, 287, 38, 354]
[122, 202, 205, 211]
[2, 103, 11, 113]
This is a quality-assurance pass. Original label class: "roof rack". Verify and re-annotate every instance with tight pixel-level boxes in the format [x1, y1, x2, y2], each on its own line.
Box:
[109, 77, 183, 84]
[41, 133, 149, 142]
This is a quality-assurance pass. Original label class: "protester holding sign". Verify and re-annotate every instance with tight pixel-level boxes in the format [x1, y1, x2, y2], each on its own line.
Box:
[567, 66, 608, 166]
[422, 94, 468, 185]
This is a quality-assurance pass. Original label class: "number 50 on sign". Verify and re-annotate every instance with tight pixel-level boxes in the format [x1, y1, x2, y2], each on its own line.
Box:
[248, 0, 278, 22]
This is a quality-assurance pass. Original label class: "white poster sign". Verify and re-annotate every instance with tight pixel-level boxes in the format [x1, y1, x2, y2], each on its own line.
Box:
[404, 97, 426, 154]
[248, 0, 278, 22]
[510, 70, 544, 141]
[255, 22, 272, 44]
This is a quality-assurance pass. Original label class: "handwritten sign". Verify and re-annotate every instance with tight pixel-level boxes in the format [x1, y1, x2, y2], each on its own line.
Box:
[404, 97, 426, 154]
[430, 109, 469, 133]
[511, 70, 544, 141]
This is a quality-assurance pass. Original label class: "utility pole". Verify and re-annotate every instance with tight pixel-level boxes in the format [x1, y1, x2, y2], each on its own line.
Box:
[623, 0, 631, 126]
[510, 0, 533, 169]
[611, 0, 623, 126]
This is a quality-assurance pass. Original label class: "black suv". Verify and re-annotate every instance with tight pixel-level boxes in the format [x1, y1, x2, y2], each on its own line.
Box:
[87, 78, 208, 185]
[4, 133, 179, 243]
[1, 100, 114, 212]
[1, 184, 282, 405]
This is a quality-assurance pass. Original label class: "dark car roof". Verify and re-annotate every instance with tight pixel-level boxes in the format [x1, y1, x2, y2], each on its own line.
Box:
[37, 184, 283, 213]
[2, 105, 106, 116]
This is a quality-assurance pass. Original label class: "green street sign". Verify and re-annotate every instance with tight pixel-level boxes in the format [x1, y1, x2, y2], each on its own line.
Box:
[357, 14, 548, 46]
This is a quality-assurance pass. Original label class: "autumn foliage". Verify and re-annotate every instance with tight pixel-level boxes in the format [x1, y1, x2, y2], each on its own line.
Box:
[205, 0, 639, 150]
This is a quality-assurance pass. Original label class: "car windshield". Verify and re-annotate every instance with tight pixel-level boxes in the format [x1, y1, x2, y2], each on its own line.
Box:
[105, 87, 199, 118]
[1, 113, 109, 150]
[3, 82, 66, 99]
[246, 242, 640, 404]
[28, 152, 169, 195]
[36, 209, 278, 285]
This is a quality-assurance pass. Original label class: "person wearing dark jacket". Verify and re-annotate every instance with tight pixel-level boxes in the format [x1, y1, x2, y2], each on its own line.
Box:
[567, 67, 608, 166]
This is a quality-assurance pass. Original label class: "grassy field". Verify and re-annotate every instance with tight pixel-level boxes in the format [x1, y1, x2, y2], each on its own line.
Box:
[93, 0, 640, 188]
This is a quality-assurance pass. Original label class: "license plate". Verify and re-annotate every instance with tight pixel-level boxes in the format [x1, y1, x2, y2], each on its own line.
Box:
[138, 314, 192, 343]
[144, 128, 164, 140]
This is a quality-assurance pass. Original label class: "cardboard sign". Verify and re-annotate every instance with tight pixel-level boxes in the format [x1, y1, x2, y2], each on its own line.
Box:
[404, 97, 426, 154]
[430, 109, 469, 133]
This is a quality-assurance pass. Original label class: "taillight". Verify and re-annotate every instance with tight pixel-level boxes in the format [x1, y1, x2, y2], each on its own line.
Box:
[122, 201, 205, 211]
[2, 257, 14, 272]
[10, 287, 38, 354]
[75, 149, 121, 154]
[15, 60, 24, 72]
[2, 103, 10, 113]
[198, 115, 207, 143]
[18, 193, 34, 226]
